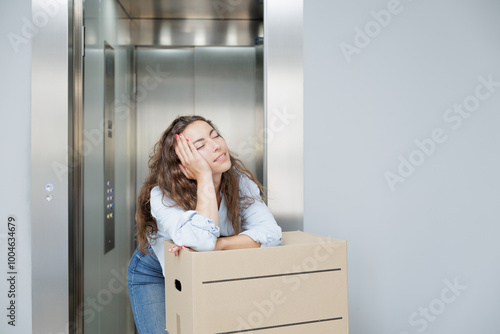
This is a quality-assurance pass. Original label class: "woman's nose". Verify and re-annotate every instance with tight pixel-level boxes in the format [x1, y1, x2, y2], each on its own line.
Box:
[212, 140, 221, 152]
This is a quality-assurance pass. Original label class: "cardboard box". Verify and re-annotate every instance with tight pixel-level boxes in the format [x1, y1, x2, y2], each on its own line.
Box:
[164, 231, 348, 334]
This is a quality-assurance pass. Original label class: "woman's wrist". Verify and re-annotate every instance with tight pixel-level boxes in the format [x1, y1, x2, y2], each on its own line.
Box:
[214, 237, 226, 251]
[214, 235, 261, 251]
[196, 172, 213, 184]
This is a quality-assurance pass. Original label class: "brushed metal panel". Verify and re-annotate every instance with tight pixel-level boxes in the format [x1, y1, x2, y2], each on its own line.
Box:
[118, 18, 131, 46]
[69, 0, 84, 332]
[194, 47, 261, 180]
[82, 2, 136, 333]
[131, 19, 262, 47]
[82, 47, 105, 334]
[31, 0, 70, 332]
[116, 0, 130, 19]
[265, 0, 304, 231]
[254, 45, 264, 184]
[117, 0, 132, 17]
[112, 46, 137, 334]
[136, 48, 195, 191]
[120, 0, 262, 20]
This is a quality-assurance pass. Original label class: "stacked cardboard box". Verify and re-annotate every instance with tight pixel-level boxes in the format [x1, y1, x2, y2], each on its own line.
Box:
[165, 231, 348, 333]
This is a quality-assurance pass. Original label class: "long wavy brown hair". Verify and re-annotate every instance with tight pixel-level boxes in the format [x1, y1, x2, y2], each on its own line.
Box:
[136, 115, 265, 254]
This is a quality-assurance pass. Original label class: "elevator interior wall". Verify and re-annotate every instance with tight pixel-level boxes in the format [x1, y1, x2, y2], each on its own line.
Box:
[135, 46, 264, 191]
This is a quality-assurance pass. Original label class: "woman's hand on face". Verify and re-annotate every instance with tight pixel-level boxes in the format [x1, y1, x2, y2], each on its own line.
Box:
[167, 244, 196, 256]
[174, 133, 212, 181]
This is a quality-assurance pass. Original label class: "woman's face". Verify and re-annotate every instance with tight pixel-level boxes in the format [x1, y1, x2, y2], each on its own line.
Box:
[181, 120, 232, 175]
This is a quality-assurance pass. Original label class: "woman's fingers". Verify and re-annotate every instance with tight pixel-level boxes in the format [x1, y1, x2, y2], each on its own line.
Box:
[177, 134, 193, 158]
[174, 145, 185, 166]
[182, 245, 197, 252]
[174, 143, 186, 167]
[174, 133, 212, 180]
[168, 244, 181, 256]
[178, 164, 189, 178]
[185, 136, 199, 155]
[174, 134, 189, 162]
[167, 244, 196, 256]
[175, 134, 196, 179]
[183, 136, 211, 173]
[175, 134, 197, 165]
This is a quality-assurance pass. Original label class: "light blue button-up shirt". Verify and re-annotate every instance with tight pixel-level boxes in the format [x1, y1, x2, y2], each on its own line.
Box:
[149, 172, 283, 276]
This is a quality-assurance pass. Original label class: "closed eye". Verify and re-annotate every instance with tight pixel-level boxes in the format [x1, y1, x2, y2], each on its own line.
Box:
[196, 132, 220, 150]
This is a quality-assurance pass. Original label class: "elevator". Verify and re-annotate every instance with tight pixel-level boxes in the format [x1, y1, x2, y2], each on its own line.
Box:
[30, 0, 303, 333]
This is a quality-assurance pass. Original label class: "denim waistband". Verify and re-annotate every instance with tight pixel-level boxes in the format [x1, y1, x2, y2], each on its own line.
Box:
[129, 246, 162, 274]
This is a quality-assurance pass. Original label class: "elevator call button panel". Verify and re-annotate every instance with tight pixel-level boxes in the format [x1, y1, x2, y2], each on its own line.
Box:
[104, 42, 115, 254]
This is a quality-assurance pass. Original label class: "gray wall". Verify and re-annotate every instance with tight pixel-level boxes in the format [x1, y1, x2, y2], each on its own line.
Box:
[304, 0, 500, 333]
[0, 0, 32, 333]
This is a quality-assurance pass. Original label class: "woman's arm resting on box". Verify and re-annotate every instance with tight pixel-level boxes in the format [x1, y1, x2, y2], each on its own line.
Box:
[169, 232, 261, 255]
[215, 235, 261, 250]
[151, 187, 220, 252]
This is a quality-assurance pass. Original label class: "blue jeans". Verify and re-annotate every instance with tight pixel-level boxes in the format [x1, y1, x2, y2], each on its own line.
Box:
[128, 246, 168, 334]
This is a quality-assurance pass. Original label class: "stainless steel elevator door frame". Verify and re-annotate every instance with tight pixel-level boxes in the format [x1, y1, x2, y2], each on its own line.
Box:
[135, 46, 264, 192]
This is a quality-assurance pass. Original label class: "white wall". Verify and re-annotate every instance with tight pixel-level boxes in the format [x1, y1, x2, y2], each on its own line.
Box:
[304, 0, 500, 333]
[0, 0, 32, 333]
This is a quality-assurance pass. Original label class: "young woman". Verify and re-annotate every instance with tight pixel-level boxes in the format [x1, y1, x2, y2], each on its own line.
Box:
[127, 115, 282, 333]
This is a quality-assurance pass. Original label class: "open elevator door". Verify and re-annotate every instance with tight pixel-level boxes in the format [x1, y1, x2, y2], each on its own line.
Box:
[135, 46, 265, 189]
[29, 0, 302, 332]
[71, 1, 302, 333]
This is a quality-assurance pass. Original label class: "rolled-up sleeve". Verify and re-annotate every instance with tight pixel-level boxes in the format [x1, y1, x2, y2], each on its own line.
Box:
[150, 187, 220, 251]
[238, 176, 283, 248]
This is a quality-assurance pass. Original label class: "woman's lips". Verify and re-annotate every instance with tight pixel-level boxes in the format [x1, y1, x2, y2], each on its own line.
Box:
[214, 153, 226, 162]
